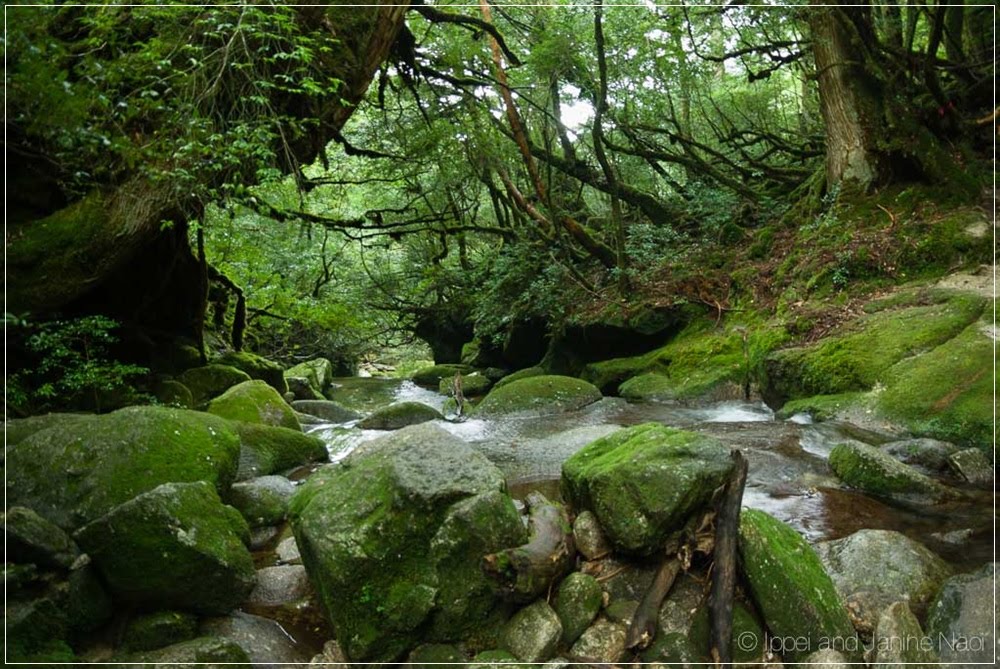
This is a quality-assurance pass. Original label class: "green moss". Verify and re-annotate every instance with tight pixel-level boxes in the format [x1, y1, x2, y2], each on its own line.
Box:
[216, 352, 288, 394]
[7, 406, 241, 531]
[178, 364, 252, 406]
[118, 636, 251, 667]
[493, 366, 545, 389]
[4, 413, 92, 447]
[875, 319, 995, 451]
[776, 392, 869, 420]
[122, 611, 199, 652]
[284, 358, 333, 394]
[764, 291, 984, 401]
[411, 363, 473, 387]
[232, 422, 326, 480]
[475, 375, 601, 417]
[828, 442, 951, 499]
[408, 643, 464, 668]
[561, 423, 734, 555]
[207, 380, 300, 430]
[153, 380, 194, 408]
[555, 572, 603, 646]
[738, 509, 858, 662]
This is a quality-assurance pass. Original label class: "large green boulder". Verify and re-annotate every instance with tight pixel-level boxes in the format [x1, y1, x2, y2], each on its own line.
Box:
[75, 481, 255, 614]
[118, 635, 251, 668]
[226, 476, 295, 528]
[4, 506, 81, 569]
[829, 442, 953, 499]
[207, 380, 300, 431]
[288, 423, 527, 662]
[493, 366, 545, 389]
[357, 401, 443, 430]
[476, 375, 602, 417]
[284, 358, 334, 395]
[738, 509, 857, 662]
[4, 412, 92, 447]
[231, 422, 327, 480]
[816, 529, 952, 632]
[410, 363, 473, 388]
[561, 424, 734, 555]
[290, 399, 361, 423]
[7, 406, 241, 530]
[216, 352, 288, 395]
[179, 364, 252, 406]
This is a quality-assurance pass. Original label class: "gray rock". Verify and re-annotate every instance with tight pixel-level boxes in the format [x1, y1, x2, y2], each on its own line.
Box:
[573, 510, 612, 560]
[4, 505, 81, 569]
[287, 376, 324, 401]
[120, 635, 251, 668]
[291, 400, 361, 423]
[288, 423, 526, 661]
[802, 648, 850, 668]
[227, 476, 295, 528]
[873, 601, 938, 669]
[656, 572, 705, 636]
[249, 526, 281, 551]
[881, 438, 959, 472]
[604, 599, 638, 626]
[501, 600, 562, 663]
[200, 611, 310, 666]
[275, 536, 301, 565]
[294, 411, 326, 426]
[356, 401, 443, 430]
[122, 611, 199, 652]
[948, 448, 995, 488]
[74, 481, 255, 614]
[816, 529, 952, 632]
[247, 565, 312, 608]
[554, 572, 603, 646]
[829, 441, 953, 500]
[406, 643, 464, 668]
[926, 563, 998, 668]
[596, 557, 658, 605]
[310, 640, 349, 668]
[569, 617, 628, 663]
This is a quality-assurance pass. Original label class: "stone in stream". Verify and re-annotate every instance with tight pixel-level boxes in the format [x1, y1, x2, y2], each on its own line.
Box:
[121, 610, 199, 653]
[356, 401, 443, 430]
[74, 481, 255, 614]
[178, 363, 252, 406]
[828, 441, 955, 500]
[200, 611, 311, 665]
[881, 437, 960, 472]
[410, 363, 473, 387]
[215, 351, 288, 395]
[287, 375, 325, 401]
[406, 643, 464, 668]
[207, 380, 301, 430]
[276, 536, 302, 565]
[561, 423, 734, 555]
[291, 399, 361, 423]
[554, 572, 603, 646]
[493, 366, 546, 389]
[6, 406, 241, 531]
[572, 510, 612, 560]
[815, 529, 952, 633]
[476, 375, 602, 417]
[285, 358, 335, 395]
[3, 505, 81, 569]
[501, 600, 562, 663]
[288, 423, 527, 662]
[947, 448, 995, 488]
[873, 601, 939, 668]
[232, 422, 327, 481]
[247, 565, 313, 609]
[738, 508, 858, 662]
[119, 635, 251, 668]
[569, 617, 628, 663]
[925, 562, 998, 668]
[226, 475, 296, 527]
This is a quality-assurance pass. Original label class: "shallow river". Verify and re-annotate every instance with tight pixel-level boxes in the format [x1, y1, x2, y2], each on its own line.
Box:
[308, 377, 994, 571]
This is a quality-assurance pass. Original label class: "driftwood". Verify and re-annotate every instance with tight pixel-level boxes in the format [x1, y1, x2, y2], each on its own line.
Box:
[482, 491, 574, 602]
[625, 556, 682, 650]
[709, 450, 749, 667]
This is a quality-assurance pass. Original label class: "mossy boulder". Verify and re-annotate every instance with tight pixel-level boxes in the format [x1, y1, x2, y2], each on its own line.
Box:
[816, 529, 952, 632]
[288, 423, 526, 662]
[118, 635, 251, 668]
[561, 424, 734, 555]
[226, 476, 295, 528]
[154, 379, 194, 408]
[4, 412, 92, 447]
[555, 572, 603, 646]
[493, 366, 546, 389]
[476, 375, 601, 417]
[231, 422, 327, 480]
[179, 364, 252, 406]
[829, 442, 952, 499]
[501, 600, 562, 663]
[926, 562, 998, 666]
[285, 375, 325, 401]
[7, 406, 241, 531]
[5, 597, 75, 664]
[216, 352, 288, 395]
[284, 358, 334, 394]
[738, 509, 857, 662]
[407, 643, 464, 668]
[411, 363, 473, 388]
[881, 438, 960, 472]
[763, 290, 984, 404]
[357, 401, 444, 430]
[122, 611, 199, 652]
[438, 373, 493, 397]
[569, 618, 628, 663]
[75, 481, 255, 614]
[290, 399, 361, 423]
[4, 506, 81, 569]
[207, 380, 300, 431]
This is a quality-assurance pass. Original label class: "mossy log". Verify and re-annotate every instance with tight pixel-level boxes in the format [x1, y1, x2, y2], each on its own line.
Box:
[709, 450, 749, 666]
[481, 491, 574, 602]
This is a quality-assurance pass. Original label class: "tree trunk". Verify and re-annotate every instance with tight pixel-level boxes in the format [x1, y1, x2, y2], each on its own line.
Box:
[808, 3, 886, 190]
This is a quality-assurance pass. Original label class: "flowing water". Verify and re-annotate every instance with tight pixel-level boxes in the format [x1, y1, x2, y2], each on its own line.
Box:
[313, 377, 994, 570]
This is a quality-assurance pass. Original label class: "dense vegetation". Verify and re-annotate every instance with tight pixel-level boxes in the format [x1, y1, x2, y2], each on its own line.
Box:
[5, 1, 994, 413]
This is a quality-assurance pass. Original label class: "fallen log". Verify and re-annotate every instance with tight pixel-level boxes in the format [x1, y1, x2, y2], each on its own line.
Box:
[709, 450, 749, 667]
[481, 491, 574, 602]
